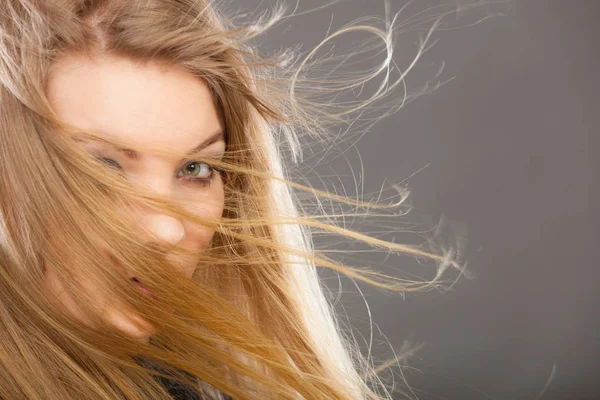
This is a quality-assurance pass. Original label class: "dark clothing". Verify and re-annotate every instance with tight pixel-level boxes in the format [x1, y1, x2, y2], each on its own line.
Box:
[159, 378, 208, 400]
[157, 372, 233, 400]
[135, 356, 232, 400]
[155, 372, 203, 400]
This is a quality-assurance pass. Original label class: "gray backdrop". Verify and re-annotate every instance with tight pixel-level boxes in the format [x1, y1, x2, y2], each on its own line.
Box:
[230, 1, 597, 399]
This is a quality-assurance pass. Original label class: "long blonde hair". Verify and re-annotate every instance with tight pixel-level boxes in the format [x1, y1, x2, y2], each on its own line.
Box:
[0, 0, 498, 399]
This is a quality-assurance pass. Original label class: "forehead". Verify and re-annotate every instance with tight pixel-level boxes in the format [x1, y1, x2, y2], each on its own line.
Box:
[46, 53, 222, 151]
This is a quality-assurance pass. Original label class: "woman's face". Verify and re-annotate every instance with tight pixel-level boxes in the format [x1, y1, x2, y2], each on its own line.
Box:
[45, 53, 226, 341]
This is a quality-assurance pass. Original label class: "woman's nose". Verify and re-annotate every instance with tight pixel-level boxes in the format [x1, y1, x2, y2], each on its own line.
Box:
[138, 213, 186, 246]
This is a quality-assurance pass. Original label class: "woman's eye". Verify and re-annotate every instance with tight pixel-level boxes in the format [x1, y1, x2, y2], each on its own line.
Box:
[96, 156, 122, 170]
[92, 156, 218, 187]
[177, 161, 217, 186]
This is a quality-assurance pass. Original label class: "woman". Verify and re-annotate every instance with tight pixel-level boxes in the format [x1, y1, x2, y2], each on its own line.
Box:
[0, 0, 470, 399]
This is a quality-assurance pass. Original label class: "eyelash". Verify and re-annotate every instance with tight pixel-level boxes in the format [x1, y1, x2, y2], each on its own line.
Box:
[95, 157, 220, 188]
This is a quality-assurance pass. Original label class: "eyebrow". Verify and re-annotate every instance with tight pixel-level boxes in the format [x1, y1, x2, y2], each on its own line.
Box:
[82, 129, 226, 160]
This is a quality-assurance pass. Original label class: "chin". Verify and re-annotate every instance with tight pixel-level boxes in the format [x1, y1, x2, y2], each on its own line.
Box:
[106, 306, 157, 341]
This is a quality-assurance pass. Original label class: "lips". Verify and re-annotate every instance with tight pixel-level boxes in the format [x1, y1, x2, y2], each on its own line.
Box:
[108, 252, 157, 299]
[130, 277, 157, 298]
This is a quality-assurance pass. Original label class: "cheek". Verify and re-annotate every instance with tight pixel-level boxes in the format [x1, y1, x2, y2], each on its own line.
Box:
[42, 261, 107, 328]
[43, 262, 155, 339]
[183, 213, 220, 250]
[185, 190, 225, 245]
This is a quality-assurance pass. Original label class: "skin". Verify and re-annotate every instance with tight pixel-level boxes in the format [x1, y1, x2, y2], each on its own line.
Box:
[45, 53, 226, 342]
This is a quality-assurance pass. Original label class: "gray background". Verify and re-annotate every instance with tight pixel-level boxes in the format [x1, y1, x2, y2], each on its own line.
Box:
[230, 1, 597, 399]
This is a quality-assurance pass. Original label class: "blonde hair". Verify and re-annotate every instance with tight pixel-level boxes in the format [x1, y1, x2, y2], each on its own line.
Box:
[0, 0, 501, 399]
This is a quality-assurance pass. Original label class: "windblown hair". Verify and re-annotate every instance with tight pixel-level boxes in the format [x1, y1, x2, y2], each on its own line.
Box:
[0, 0, 496, 399]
